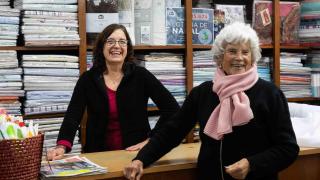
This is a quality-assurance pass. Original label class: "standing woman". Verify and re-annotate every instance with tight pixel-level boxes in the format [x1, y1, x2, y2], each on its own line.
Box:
[47, 24, 180, 160]
[124, 22, 299, 180]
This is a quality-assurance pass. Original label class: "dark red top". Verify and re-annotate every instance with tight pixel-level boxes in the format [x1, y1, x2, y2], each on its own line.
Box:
[105, 87, 123, 150]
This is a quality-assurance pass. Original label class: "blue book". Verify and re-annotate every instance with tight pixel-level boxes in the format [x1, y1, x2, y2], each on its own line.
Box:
[166, 7, 213, 45]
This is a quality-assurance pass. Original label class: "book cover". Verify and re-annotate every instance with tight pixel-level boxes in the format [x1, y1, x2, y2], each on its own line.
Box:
[280, 2, 300, 45]
[86, 0, 119, 45]
[166, 7, 214, 45]
[215, 4, 245, 25]
[252, 1, 273, 45]
[214, 9, 225, 39]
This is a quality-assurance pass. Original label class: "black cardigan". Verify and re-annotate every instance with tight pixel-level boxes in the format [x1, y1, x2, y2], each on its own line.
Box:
[135, 79, 299, 180]
[57, 62, 180, 153]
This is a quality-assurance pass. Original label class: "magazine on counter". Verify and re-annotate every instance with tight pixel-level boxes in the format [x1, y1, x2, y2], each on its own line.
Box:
[40, 155, 107, 179]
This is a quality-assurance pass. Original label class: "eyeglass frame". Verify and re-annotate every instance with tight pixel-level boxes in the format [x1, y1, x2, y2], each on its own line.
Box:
[105, 38, 129, 47]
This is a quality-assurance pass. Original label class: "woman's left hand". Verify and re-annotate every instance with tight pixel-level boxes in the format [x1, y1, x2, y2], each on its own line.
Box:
[225, 158, 250, 179]
[125, 138, 150, 151]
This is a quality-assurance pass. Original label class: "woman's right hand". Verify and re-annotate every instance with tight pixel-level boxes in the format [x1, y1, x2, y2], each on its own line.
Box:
[46, 145, 66, 161]
[123, 160, 144, 180]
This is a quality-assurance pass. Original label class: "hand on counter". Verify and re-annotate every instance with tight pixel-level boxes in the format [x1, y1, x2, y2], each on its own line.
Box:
[225, 158, 250, 179]
[123, 160, 144, 180]
[125, 138, 149, 151]
[46, 145, 66, 161]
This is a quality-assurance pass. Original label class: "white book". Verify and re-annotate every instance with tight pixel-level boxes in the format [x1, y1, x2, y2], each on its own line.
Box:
[22, 61, 79, 68]
[22, 54, 78, 62]
[22, 0, 77, 4]
[22, 4, 78, 12]
[23, 18, 78, 26]
[152, 0, 166, 45]
[23, 10, 77, 18]
[118, 0, 135, 45]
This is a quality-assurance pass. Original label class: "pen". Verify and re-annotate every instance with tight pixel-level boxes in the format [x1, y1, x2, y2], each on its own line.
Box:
[45, 146, 53, 174]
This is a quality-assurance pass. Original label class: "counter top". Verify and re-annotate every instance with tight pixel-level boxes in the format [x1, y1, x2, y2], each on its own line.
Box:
[61, 143, 320, 180]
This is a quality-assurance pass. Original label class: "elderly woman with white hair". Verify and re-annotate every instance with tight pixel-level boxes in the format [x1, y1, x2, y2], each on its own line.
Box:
[123, 22, 299, 180]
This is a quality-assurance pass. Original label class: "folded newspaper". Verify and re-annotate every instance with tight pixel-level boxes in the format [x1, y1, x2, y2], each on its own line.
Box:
[40, 155, 107, 179]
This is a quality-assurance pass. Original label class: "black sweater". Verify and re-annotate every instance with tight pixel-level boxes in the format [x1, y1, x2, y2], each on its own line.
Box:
[135, 79, 299, 180]
[57, 62, 180, 153]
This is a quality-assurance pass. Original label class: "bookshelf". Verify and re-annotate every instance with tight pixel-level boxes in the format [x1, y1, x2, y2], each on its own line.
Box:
[2, 0, 318, 144]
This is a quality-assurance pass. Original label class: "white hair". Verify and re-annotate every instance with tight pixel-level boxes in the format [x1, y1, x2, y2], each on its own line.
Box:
[213, 22, 261, 65]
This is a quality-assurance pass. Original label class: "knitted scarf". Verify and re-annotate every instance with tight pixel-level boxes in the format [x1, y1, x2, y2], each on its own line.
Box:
[204, 65, 259, 140]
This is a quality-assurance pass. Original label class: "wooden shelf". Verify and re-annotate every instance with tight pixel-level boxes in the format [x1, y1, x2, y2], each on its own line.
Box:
[192, 44, 212, 49]
[287, 97, 320, 102]
[147, 107, 159, 111]
[0, 46, 79, 51]
[260, 44, 274, 49]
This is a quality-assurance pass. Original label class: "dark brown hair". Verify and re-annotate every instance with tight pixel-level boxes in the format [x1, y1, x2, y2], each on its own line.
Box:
[92, 24, 134, 74]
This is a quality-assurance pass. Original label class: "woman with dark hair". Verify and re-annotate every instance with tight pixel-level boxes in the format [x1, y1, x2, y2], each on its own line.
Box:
[47, 24, 179, 160]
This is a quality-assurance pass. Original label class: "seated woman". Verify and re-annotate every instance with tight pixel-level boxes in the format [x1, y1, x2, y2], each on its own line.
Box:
[47, 24, 180, 160]
[123, 22, 299, 180]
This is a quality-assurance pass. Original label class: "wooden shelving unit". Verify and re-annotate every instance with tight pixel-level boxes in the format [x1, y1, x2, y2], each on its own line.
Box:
[9, 0, 319, 144]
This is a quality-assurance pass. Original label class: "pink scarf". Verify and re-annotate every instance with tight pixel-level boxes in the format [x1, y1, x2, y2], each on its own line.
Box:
[204, 65, 259, 140]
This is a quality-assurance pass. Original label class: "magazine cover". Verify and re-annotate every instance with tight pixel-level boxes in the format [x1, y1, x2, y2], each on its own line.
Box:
[40, 156, 107, 178]
[280, 2, 300, 45]
[86, 0, 119, 45]
[252, 1, 273, 45]
[166, 7, 213, 45]
[214, 9, 225, 39]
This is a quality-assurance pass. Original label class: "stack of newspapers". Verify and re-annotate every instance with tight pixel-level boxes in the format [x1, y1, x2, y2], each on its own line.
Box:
[40, 155, 107, 179]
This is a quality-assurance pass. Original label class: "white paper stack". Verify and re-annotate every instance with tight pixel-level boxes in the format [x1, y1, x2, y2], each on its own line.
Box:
[20, 0, 79, 47]
[22, 54, 79, 115]
[0, 5, 20, 46]
[0, 50, 23, 115]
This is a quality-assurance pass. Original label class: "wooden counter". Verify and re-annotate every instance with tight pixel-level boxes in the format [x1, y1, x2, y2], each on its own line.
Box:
[65, 143, 200, 180]
[61, 143, 320, 180]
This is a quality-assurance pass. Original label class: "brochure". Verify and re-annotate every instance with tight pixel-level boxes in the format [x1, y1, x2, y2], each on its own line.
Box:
[40, 155, 107, 179]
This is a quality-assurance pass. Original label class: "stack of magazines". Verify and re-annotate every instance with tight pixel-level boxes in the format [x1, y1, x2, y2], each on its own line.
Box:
[40, 156, 107, 179]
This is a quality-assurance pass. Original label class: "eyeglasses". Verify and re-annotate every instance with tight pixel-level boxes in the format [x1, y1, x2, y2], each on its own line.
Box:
[105, 39, 128, 47]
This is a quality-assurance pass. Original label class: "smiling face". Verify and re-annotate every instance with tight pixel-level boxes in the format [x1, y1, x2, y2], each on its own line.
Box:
[221, 42, 253, 75]
[103, 29, 128, 65]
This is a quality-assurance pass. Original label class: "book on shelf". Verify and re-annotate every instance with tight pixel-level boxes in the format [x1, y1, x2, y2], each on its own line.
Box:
[118, 0, 135, 44]
[252, 0, 273, 45]
[166, 7, 214, 45]
[134, 0, 153, 44]
[214, 9, 225, 39]
[22, 0, 77, 4]
[214, 4, 246, 25]
[86, 0, 119, 45]
[280, 2, 300, 45]
[22, 4, 78, 12]
[40, 155, 107, 179]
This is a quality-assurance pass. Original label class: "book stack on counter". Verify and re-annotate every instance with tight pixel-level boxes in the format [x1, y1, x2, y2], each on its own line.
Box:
[24, 117, 81, 161]
[0, 51, 23, 115]
[0, 3, 20, 46]
[18, 0, 79, 47]
[22, 54, 79, 115]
